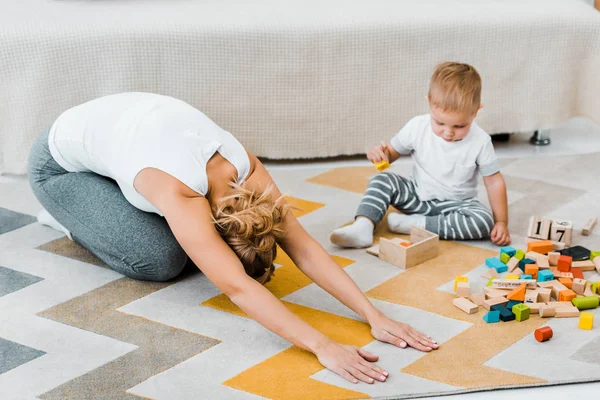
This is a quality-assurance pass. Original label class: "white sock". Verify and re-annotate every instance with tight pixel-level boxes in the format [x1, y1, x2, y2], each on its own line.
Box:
[387, 213, 426, 234]
[330, 217, 374, 248]
[37, 209, 73, 240]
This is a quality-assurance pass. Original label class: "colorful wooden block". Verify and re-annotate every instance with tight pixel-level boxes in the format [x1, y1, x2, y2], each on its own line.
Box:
[486, 257, 508, 273]
[528, 216, 552, 240]
[456, 282, 470, 298]
[591, 250, 600, 261]
[558, 278, 573, 289]
[512, 303, 530, 321]
[527, 240, 553, 255]
[515, 249, 526, 261]
[506, 300, 522, 309]
[548, 252, 560, 266]
[557, 255, 572, 272]
[520, 274, 533, 280]
[581, 217, 597, 236]
[500, 253, 511, 264]
[483, 310, 501, 323]
[454, 276, 468, 292]
[500, 246, 517, 258]
[537, 270, 555, 282]
[505, 274, 520, 280]
[571, 268, 584, 280]
[507, 283, 527, 301]
[571, 296, 600, 310]
[549, 218, 573, 246]
[374, 160, 390, 171]
[535, 326, 553, 342]
[579, 312, 594, 330]
[453, 297, 479, 314]
[558, 289, 576, 302]
[525, 264, 539, 279]
[519, 258, 536, 271]
[491, 304, 516, 322]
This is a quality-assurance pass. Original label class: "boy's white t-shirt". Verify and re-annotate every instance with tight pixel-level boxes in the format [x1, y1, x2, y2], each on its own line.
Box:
[48, 92, 251, 216]
[390, 114, 499, 202]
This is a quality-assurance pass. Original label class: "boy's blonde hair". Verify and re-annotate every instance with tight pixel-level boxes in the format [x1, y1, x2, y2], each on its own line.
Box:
[212, 183, 288, 285]
[428, 62, 481, 115]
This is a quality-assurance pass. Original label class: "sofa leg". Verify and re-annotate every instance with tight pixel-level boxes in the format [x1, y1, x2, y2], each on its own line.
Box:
[530, 129, 551, 146]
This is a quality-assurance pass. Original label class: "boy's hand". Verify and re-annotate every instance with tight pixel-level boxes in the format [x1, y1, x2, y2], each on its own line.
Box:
[367, 142, 392, 164]
[491, 222, 511, 246]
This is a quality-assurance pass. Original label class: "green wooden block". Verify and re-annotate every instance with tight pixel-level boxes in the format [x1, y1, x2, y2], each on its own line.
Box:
[590, 250, 600, 261]
[500, 253, 511, 264]
[515, 249, 525, 261]
[592, 282, 598, 294]
[512, 303, 530, 322]
[572, 296, 599, 310]
[486, 278, 494, 287]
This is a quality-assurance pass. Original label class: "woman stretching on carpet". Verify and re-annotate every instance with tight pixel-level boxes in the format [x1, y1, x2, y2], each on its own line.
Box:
[28, 92, 438, 384]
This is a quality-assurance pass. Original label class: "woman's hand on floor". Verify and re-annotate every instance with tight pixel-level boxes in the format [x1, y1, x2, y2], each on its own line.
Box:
[370, 315, 438, 352]
[316, 340, 389, 384]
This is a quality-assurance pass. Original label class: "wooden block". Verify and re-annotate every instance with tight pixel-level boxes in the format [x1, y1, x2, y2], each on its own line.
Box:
[453, 297, 479, 314]
[579, 312, 594, 330]
[535, 326, 553, 341]
[539, 305, 556, 318]
[582, 217, 597, 236]
[536, 255, 550, 269]
[551, 269, 574, 279]
[548, 252, 560, 266]
[558, 278, 573, 290]
[537, 288, 552, 303]
[470, 293, 486, 306]
[549, 218, 573, 247]
[366, 244, 380, 256]
[573, 278, 587, 295]
[505, 274, 520, 280]
[492, 279, 537, 290]
[525, 264, 539, 279]
[374, 160, 390, 171]
[551, 284, 569, 300]
[571, 296, 599, 310]
[572, 260, 596, 271]
[555, 306, 580, 318]
[507, 257, 520, 272]
[537, 280, 560, 288]
[547, 301, 577, 308]
[528, 303, 544, 314]
[527, 241, 553, 255]
[513, 303, 530, 321]
[481, 268, 500, 279]
[483, 297, 509, 311]
[379, 227, 439, 269]
[456, 282, 470, 298]
[527, 216, 551, 240]
[558, 289, 577, 302]
[454, 276, 468, 292]
[595, 257, 600, 274]
[552, 242, 566, 251]
[507, 283, 527, 301]
[557, 255, 572, 272]
[485, 287, 510, 298]
[571, 268, 584, 280]
[524, 290, 539, 304]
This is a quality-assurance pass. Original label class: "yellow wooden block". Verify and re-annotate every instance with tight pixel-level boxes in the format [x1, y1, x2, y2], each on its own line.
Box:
[505, 274, 520, 280]
[374, 160, 390, 171]
[579, 312, 594, 330]
[454, 276, 468, 292]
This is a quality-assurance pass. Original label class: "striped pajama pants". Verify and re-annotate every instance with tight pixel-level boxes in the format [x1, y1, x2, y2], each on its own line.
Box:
[357, 172, 494, 240]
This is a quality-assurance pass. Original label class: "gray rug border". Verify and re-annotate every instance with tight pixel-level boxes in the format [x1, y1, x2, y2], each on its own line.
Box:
[369, 377, 600, 400]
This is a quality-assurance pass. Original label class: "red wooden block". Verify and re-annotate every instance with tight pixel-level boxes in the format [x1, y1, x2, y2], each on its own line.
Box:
[571, 268, 584, 280]
[557, 255, 572, 272]
[535, 326, 553, 342]
[558, 278, 573, 289]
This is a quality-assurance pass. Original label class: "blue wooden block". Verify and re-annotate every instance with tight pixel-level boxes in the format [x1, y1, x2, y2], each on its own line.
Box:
[483, 311, 500, 323]
[500, 246, 517, 258]
[538, 270, 555, 282]
[486, 257, 508, 273]
[519, 258, 536, 271]
[491, 304, 516, 322]
[520, 274, 533, 280]
[507, 300, 522, 309]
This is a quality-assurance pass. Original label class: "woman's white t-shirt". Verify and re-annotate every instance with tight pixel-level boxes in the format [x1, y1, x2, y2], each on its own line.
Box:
[48, 92, 251, 216]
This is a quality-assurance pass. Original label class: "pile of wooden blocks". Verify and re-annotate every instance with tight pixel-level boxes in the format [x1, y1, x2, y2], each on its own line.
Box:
[452, 243, 600, 331]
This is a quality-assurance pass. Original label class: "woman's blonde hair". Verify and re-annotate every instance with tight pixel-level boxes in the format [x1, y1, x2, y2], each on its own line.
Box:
[212, 183, 287, 284]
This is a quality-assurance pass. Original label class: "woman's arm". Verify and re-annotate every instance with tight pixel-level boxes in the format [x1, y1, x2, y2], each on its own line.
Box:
[244, 158, 438, 352]
[134, 168, 389, 384]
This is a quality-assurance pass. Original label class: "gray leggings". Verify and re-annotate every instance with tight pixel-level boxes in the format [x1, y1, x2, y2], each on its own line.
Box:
[357, 172, 494, 240]
[28, 129, 188, 281]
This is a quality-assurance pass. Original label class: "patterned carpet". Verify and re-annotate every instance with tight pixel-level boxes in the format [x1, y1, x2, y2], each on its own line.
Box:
[1, 151, 599, 399]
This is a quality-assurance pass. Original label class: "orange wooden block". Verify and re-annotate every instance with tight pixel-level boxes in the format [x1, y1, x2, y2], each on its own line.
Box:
[525, 264, 539, 280]
[535, 326, 553, 342]
[400, 242, 412, 247]
[507, 282, 527, 301]
[558, 289, 576, 302]
[527, 240, 553, 255]
[557, 255, 572, 272]
[571, 268, 584, 280]
[558, 278, 573, 289]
